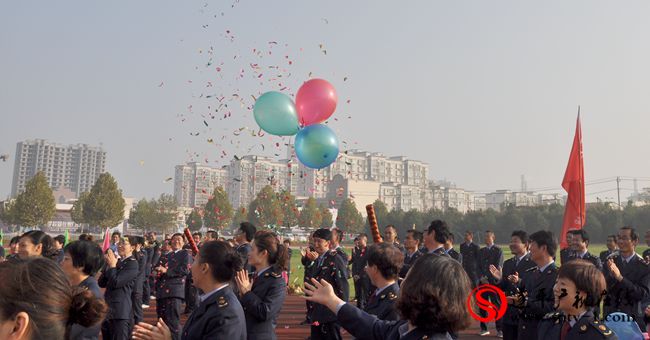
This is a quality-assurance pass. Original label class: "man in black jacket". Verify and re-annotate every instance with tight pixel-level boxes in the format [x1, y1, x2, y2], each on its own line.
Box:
[236, 222, 257, 277]
[351, 234, 371, 309]
[567, 229, 603, 271]
[445, 233, 462, 263]
[460, 231, 480, 287]
[600, 234, 619, 264]
[363, 243, 403, 321]
[478, 230, 504, 337]
[400, 230, 423, 279]
[155, 233, 191, 340]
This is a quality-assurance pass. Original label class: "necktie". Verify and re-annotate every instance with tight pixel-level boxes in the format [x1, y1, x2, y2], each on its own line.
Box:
[252, 272, 258, 285]
[515, 258, 520, 268]
[560, 321, 570, 340]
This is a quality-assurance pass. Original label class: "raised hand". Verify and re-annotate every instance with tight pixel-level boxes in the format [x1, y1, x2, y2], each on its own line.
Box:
[235, 269, 252, 295]
[133, 318, 172, 340]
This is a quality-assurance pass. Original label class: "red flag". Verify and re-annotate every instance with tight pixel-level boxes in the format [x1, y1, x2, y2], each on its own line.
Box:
[102, 227, 111, 252]
[560, 113, 585, 249]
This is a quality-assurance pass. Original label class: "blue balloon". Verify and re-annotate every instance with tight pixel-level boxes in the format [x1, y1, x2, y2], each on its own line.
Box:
[253, 91, 300, 136]
[294, 124, 339, 169]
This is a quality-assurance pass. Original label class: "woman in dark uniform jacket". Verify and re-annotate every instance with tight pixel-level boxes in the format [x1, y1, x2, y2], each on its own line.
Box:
[538, 260, 617, 339]
[133, 240, 247, 340]
[304, 254, 473, 340]
[61, 240, 108, 340]
[235, 230, 288, 340]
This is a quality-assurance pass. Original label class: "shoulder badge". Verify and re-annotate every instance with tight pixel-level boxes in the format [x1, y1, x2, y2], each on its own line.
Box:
[590, 322, 613, 337]
[218, 296, 228, 308]
[525, 267, 538, 273]
[387, 292, 398, 300]
[270, 272, 282, 278]
[542, 312, 560, 320]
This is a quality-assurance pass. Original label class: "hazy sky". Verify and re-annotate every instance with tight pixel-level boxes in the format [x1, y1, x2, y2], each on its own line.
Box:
[2, 1, 650, 202]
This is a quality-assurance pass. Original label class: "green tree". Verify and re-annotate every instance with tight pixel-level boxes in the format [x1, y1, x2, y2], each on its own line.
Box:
[203, 186, 233, 230]
[372, 200, 389, 227]
[71, 192, 89, 226]
[231, 207, 247, 231]
[84, 173, 126, 228]
[247, 186, 283, 228]
[336, 198, 364, 233]
[0, 200, 18, 226]
[128, 198, 154, 231]
[10, 172, 56, 227]
[151, 194, 178, 234]
[186, 209, 203, 232]
[320, 204, 333, 228]
[279, 190, 299, 228]
[298, 197, 322, 229]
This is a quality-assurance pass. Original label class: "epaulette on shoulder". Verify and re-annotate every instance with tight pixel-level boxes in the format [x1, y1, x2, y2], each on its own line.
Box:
[525, 267, 537, 273]
[217, 296, 229, 308]
[587, 320, 614, 337]
[542, 312, 561, 320]
[269, 271, 282, 278]
[386, 291, 398, 300]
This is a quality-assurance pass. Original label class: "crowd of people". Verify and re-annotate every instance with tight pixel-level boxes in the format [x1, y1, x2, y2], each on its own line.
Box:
[1, 219, 650, 339]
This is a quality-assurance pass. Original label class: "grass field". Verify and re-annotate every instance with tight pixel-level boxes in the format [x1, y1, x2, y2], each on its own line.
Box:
[286, 244, 615, 298]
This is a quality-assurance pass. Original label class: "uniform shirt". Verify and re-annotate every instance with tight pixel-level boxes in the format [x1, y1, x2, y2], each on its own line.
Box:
[517, 261, 558, 340]
[538, 310, 617, 339]
[460, 241, 480, 283]
[364, 282, 399, 321]
[567, 249, 603, 271]
[603, 252, 650, 330]
[239, 266, 286, 340]
[479, 244, 504, 285]
[182, 285, 246, 340]
[400, 249, 422, 279]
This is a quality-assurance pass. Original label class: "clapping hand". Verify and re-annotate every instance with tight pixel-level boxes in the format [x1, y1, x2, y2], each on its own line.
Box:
[235, 269, 252, 295]
[489, 265, 502, 281]
[105, 249, 118, 268]
[133, 318, 172, 340]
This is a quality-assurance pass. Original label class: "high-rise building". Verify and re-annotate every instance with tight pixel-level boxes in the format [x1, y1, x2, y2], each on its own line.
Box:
[174, 162, 228, 208]
[11, 139, 106, 197]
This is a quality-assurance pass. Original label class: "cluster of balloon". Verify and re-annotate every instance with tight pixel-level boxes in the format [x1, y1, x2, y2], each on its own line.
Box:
[253, 78, 340, 169]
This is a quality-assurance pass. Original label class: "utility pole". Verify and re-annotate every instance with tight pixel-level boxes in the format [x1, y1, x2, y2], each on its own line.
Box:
[616, 176, 622, 209]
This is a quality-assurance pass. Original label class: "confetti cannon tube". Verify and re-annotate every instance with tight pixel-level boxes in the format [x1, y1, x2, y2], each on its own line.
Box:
[366, 204, 383, 243]
[184, 228, 199, 256]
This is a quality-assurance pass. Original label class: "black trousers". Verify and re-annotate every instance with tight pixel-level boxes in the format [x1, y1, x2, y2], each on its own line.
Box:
[143, 276, 151, 305]
[132, 290, 143, 325]
[354, 276, 371, 309]
[101, 319, 131, 340]
[184, 278, 198, 313]
[479, 290, 503, 332]
[157, 297, 182, 340]
[311, 322, 342, 340]
[503, 323, 518, 340]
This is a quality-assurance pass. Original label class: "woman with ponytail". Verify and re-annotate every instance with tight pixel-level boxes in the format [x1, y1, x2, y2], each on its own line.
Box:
[18, 230, 57, 260]
[234, 230, 288, 340]
[0, 257, 107, 340]
[133, 240, 247, 340]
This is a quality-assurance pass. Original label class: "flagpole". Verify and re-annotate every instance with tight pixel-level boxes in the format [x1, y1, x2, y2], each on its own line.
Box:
[578, 105, 583, 227]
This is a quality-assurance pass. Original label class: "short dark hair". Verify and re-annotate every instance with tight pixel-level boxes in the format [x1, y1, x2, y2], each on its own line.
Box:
[54, 235, 66, 245]
[20, 230, 56, 259]
[406, 230, 423, 245]
[171, 233, 184, 240]
[621, 226, 639, 242]
[511, 230, 529, 244]
[283, 239, 291, 245]
[367, 243, 404, 280]
[192, 232, 202, 238]
[111, 231, 121, 237]
[607, 234, 618, 242]
[448, 233, 455, 242]
[9, 236, 20, 245]
[312, 228, 332, 241]
[385, 225, 397, 232]
[558, 260, 606, 308]
[64, 241, 105, 276]
[569, 229, 590, 245]
[331, 228, 343, 243]
[397, 255, 472, 333]
[358, 233, 368, 240]
[205, 230, 218, 240]
[198, 241, 243, 282]
[78, 234, 94, 242]
[530, 230, 557, 257]
[465, 231, 473, 236]
[427, 220, 449, 244]
[239, 222, 257, 242]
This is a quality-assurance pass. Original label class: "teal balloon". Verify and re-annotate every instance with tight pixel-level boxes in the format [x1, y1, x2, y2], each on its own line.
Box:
[253, 91, 300, 136]
[294, 124, 339, 169]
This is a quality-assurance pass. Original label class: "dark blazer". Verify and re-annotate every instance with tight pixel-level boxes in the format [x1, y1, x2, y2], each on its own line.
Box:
[151, 242, 162, 272]
[560, 248, 574, 265]
[498, 253, 536, 326]
[134, 251, 147, 293]
[460, 241, 480, 283]
[351, 246, 368, 278]
[479, 245, 504, 285]
[603, 252, 650, 330]
[643, 248, 650, 262]
[156, 250, 191, 300]
[237, 243, 253, 274]
[239, 267, 287, 340]
[337, 303, 452, 340]
[538, 310, 617, 339]
[516, 263, 558, 340]
[308, 250, 350, 324]
[567, 250, 603, 271]
[181, 285, 246, 340]
[69, 276, 103, 340]
[400, 250, 422, 279]
[446, 248, 462, 264]
[144, 246, 155, 277]
[364, 282, 399, 321]
[98, 256, 139, 320]
[600, 249, 618, 264]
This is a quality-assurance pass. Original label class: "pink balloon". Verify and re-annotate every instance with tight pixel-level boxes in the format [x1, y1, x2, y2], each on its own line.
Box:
[295, 78, 337, 126]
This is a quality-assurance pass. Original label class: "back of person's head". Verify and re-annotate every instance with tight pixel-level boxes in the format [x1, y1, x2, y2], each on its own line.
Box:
[254, 231, 289, 271]
[198, 241, 243, 282]
[64, 241, 105, 276]
[0, 258, 107, 339]
[20, 230, 56, 259]
[427, 220, 450, 244]
[367, 243, 404, 280]
[557, 260, 606, 308]
[239, 222, 257, 242]
[54, 235, 66, 246]
[78, 234, 94, 242]
[530, 230, 557, 257]
[397, 254, 472, 333]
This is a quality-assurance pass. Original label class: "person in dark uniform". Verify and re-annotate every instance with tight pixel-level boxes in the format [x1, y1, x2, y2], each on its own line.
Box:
[134, 240, 247, 340]
[130, 236, 146, 325]
[566, 229, 603, 271]
[423, 220, 451, 256]
[383, 225, 405, 253]
[53, 234, 66, 263]
[329, 227, 350, 301]
[62, 240, 108, 340]
[508, 230, 558, 340]
[142, 236, 156, 307]
[445, 233, 462, 263]
[236, 222, 257, 277]
[603, 226, 650, 331]
[99, 236, 140, 340]
[283, 238, 293, 282]
[183, 232, 201, 315]
[308, 228, 350, 340]
[489, 230, 536, 340]
[234, 230, 288, 340]
[478, 230, 504, 337]
[538, 260, 617, 339]
[147, 233, 162, 303]
[600, 235, 619, 264]
[400, 230, 423, 280]
[643, 230, 650, 261]
[301, 235, 319, 325]
[5, 236, 20, 262]
[155, 233, 192, 340]
[352, 233, 371, 309]
[304, 254, 473, 340]
[460, 230, 480, 287]
[560, 232, 575, 265]
[363, 243, 403, 321]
